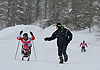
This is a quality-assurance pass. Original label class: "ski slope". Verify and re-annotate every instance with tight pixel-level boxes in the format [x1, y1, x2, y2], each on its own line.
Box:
[0, 25, 100, 70]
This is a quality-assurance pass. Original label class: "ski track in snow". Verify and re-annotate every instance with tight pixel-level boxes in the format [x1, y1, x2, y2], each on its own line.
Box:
[0, 25, 100, 70]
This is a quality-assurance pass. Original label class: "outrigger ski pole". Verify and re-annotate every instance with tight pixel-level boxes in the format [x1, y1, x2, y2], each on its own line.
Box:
[32, 41, 37, 61]
[14, 40, 20, 59]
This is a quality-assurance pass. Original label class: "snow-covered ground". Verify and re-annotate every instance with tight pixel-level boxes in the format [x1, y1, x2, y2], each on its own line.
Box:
[0, 25, 100, 70]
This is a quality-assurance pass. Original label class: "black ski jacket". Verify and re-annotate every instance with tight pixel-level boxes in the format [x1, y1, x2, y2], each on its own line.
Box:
[47, 27, 72, 47]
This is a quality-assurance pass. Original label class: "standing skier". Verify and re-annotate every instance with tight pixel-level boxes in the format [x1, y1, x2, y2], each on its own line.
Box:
[44, 23, 73, 64]
[17, 30, 35, 61]
[79, 41, 88, 52]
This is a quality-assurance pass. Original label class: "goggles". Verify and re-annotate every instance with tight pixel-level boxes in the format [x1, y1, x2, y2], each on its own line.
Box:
[56, 25, 62, 27]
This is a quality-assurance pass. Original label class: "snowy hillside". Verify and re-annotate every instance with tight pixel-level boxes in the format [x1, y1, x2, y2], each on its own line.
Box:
[0, 25, 100, 70]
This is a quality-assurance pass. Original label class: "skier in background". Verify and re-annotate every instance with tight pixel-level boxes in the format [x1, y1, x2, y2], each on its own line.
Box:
[17, 30, 35, 61]
[79, 41, 88, 52]
[44, 23, 73, 64]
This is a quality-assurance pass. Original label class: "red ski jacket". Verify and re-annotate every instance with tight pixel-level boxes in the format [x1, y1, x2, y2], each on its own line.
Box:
[17, 34, 35, 44]
[80, 42, 88, 47]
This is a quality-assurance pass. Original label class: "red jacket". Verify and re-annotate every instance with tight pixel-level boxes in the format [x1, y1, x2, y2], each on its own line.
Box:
[17, 35, 35, 44]
[80, 42, 88, 47]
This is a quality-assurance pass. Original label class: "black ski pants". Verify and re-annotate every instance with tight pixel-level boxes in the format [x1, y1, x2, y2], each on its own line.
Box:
[58, 44, 68, 56]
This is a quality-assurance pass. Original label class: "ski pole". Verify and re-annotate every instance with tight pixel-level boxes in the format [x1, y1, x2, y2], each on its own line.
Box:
[14, 40, 20, 59]
[32, 41, 37, 61]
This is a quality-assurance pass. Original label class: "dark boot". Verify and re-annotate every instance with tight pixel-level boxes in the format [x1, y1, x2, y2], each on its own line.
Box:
[59, 56, 63, 64]
[27, 57, 30, 61]
[84, 49, 86, 52]
[22, 57, 24, 61]
[64, 55, 68, 62]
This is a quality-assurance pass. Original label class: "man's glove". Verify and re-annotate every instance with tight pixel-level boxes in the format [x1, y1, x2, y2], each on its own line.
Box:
[30, 31, 33, 35]
[44, 37, 49, 41]
[20, 30, 23, 35]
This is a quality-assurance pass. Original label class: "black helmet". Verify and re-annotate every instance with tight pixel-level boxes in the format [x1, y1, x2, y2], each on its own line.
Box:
[23, 33, 28, 37]
[83, 41, 85, 43]
[56, 23, 62, 28]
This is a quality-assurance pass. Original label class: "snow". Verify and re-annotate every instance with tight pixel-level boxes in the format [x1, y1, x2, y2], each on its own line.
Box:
[69, 8, 72, 12]
[16, 10, 24, 13]
[93, 1, 100, 7]
[0, 25, 100, 70]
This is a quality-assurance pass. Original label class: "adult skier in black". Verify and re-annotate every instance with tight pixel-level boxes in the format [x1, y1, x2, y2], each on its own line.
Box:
[44, 23, 73, 64]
